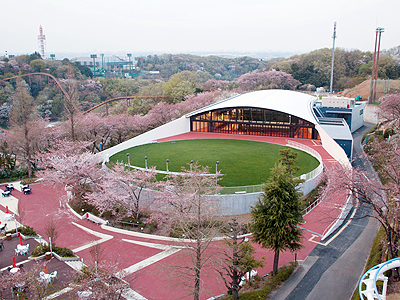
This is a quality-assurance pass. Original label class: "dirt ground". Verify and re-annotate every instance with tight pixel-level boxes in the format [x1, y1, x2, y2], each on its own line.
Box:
[387, 280, 400, 300]
[221, 213, 252, 224]
[342, 79, 400, 101]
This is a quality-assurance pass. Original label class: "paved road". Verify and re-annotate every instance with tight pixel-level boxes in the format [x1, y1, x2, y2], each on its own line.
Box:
[271, 123, 380, 300]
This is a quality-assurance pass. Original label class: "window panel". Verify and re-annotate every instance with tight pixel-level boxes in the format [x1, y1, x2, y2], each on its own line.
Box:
[191, 107, 316, 139]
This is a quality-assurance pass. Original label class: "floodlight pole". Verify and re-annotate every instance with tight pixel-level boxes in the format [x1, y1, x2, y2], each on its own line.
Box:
[90, 54, 97, 77]
[127, 53, 132, 74]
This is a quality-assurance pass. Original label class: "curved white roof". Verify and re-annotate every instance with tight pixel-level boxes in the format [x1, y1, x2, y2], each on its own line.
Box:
[186, 89, 319, 124]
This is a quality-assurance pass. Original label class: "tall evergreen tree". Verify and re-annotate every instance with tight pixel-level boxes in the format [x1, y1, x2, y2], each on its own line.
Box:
[279, 148, 300, 177]
[251, 162, 303, 276]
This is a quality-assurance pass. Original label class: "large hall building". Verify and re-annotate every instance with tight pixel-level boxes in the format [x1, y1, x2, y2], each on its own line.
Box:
[101, 89, 365, 163]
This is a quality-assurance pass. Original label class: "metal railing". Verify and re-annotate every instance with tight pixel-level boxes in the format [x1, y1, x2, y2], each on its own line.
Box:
[219, 184, 263, 195]
[219, 140, 324, 194]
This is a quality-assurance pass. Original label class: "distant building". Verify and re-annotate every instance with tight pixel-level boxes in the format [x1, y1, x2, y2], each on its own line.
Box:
[71, 55, 139, 78]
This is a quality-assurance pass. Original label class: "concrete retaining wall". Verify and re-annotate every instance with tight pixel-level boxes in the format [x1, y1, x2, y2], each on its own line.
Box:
[363, 104, 380, 124]
[208, 169, 323, 215]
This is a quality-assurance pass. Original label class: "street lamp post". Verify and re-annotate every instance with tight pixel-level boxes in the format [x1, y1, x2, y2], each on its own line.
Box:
[145, 156, 148, 170]
[126, 153, 130, 171]
[166, 159, 169, 174]
[215, 161, 219, 194]
[49, 237, 53, 256]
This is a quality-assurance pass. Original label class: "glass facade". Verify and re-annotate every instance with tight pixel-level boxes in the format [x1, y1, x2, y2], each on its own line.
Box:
[191, 107, 319, 140]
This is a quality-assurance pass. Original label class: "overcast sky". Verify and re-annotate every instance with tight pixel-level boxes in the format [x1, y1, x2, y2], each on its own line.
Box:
[2, 0, 399, 58]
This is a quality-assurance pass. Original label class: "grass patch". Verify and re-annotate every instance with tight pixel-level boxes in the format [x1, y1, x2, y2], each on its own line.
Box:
[110, 139, 319, 187]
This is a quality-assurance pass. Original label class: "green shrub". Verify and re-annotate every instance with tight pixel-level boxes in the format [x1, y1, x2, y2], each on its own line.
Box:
[6, 226, 37, 237]
[18, 225, 37, 237]
[0, 168, 28, 181]
[20, 178, 38, 185]
[70, 200, 97, 216]
[31, 243, 75, 258]
[270, 263, 296, 288]
[147, 222, 158, 234]
[219, 262, 296, 300]
[362, 126, 377, 143]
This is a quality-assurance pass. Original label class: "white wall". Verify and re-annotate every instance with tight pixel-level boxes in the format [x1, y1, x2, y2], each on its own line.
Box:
[316, 124, 351, 168]
[98, 116, 190, 162]
[351, 102, 366, 132]
[363, 104, 381, 124]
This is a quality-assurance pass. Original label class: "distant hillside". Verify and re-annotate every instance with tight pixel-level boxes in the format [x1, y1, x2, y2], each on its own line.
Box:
[342, 79, 400, 100]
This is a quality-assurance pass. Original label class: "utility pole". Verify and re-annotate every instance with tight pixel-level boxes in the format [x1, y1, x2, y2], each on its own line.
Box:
[369, 27, 384, 103]
[329, 22, 337, 94]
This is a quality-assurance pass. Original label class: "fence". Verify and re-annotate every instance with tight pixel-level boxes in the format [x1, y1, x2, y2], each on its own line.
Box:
[219, 140, 323, 195]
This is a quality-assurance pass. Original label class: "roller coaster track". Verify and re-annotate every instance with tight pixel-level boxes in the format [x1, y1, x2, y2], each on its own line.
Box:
[3, 72, 167, 116]
[4, 72, 79, 112]
[359, 257, 400, 300]
[82, 95, 166, 115]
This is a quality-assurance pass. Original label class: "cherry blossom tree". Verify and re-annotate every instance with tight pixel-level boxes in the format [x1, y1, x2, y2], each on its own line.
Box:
[235, 70, 301, 91]
[69, 260, 129, 300]
[327, 138, 400, 260]
[175, 91, 230, 115]
[72, 113, 111, 152]
[35, 140, 103, 205]
[142, 101, 179, 129]
[9, 79, 38, 177]
[378, 93, 400, 132]
[159, 164, 222, 300]
[0, 261, 53, 299]
[6, 118, 50, 176]
[201, 79, 232, 91]
[106, 113, 138, 145]
[87, 162, 159, 220]
[59, 69, 81, 141]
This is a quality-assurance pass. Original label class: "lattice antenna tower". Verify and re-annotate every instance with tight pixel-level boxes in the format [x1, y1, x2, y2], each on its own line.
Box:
[329, 21, 337, 94]
[38, 25, 46, 59]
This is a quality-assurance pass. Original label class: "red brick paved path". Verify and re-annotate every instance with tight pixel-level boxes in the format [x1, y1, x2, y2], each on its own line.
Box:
[0, 132, 347, 299]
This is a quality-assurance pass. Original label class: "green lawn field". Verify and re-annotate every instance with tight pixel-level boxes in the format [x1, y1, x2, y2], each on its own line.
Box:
[109, 139, 320, 187]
